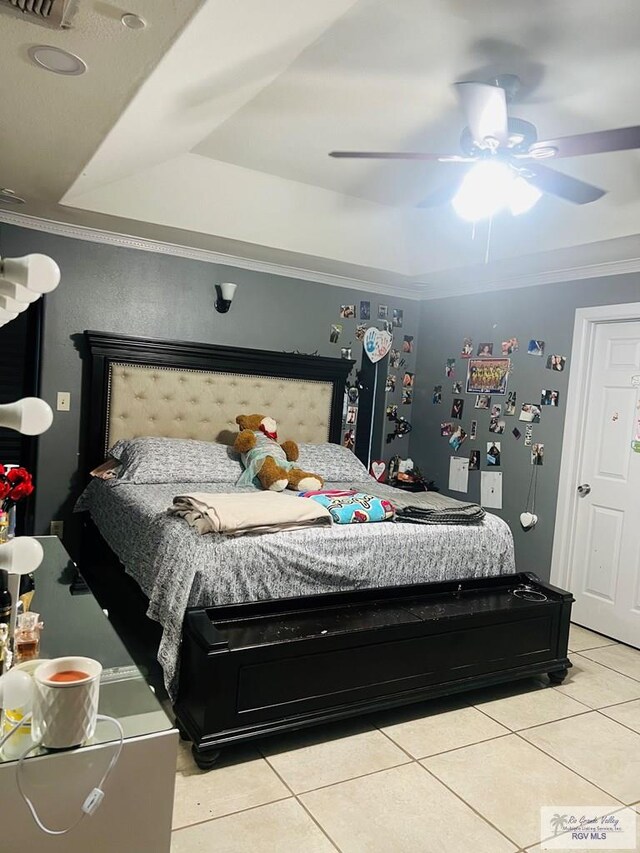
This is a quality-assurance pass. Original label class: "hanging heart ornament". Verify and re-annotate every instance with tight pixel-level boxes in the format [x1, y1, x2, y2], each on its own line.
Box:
[363, 327, 393, 364]
[519, 512, 538, 530]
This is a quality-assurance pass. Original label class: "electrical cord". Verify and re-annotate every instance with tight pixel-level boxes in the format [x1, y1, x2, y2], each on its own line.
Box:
[0, 712, 31, 750]
[9, 713, 124, 836]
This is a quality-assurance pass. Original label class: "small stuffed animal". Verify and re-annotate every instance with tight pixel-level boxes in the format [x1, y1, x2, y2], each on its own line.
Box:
[234, 414, 324, 492]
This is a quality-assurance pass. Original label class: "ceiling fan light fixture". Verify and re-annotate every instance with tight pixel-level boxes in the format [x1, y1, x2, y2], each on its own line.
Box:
[509, 177, 543, 215]
[451, 160, 514, 222]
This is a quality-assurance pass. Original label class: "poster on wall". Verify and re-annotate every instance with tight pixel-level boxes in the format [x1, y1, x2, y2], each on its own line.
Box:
[466, 358, 510, 395]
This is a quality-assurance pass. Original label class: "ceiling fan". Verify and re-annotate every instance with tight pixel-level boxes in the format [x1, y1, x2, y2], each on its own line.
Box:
[329, 78, 640, 218]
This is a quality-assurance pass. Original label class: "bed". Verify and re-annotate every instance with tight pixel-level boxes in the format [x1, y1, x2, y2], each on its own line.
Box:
[75, 331, 573, 769]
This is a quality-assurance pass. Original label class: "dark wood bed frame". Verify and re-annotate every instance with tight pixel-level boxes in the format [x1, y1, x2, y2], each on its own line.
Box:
[80, 331, 573, 770]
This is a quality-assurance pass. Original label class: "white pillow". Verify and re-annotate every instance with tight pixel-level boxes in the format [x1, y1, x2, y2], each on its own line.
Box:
[109, 437, 242, 484]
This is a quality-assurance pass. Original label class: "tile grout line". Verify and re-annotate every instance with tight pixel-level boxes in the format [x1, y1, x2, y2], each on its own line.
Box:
[258, 747, 343, 852]
[418, 760, 523, 850]
[421, 728, 626, 850]
[382, 726, 514, 762]
[595, 706, 640, 738]
[471, 698, 593, 734]
[373, 721, 523, 850]
[575, 651, 640, 685]
[171, 792, 293, 835]
[511, 725, 631, 805]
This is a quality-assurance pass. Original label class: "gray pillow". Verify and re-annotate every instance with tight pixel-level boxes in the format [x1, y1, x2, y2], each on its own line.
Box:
[109, 437, 242, 484]
[296, 443, 370, 482]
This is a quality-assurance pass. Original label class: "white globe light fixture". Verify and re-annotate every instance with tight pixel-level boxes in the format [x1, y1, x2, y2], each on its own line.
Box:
[0, 397, 54, 435]
[1, 254, 61, 294]
[509, 176, 543, 215]
[452, 161, 543, 222]
[0, 281, 40, 304]
[0, 308, 19, 327]
[0, 295, 29, 315]
[452, 160, 515, 222]
[0, 536, 45, 637]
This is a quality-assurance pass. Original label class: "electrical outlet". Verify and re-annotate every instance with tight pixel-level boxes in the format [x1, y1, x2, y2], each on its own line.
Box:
[50, 520, 64, 538]
[56, 392, 71, 412]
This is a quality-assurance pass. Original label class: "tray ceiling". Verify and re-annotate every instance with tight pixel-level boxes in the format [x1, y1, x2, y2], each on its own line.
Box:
[2, 0, 639, 289]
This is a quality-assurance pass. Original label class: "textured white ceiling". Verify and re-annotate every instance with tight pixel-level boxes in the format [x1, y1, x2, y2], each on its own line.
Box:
[194, 0, 640, 207]
[3, 0, 640, 285]
[0, 0, 202, 201]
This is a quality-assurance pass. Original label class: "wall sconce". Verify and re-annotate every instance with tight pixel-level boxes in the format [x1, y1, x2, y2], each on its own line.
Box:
[215, 282, 237, 314]
[0, 397, 54, 435]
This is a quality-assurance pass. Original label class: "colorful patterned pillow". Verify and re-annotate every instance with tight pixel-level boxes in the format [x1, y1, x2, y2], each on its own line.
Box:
[299, 489, 394, 524]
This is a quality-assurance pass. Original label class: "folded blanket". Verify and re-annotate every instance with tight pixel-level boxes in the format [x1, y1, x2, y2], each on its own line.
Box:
[169, 491, 332, 537]
[392, 490, 484, 524]
[333, 482, 485, 525]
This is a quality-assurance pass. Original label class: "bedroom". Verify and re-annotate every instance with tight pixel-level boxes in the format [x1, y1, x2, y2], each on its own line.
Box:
[0, 1, 639, 851]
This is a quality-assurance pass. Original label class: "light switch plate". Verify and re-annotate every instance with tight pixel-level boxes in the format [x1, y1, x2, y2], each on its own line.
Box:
[56, 391, 70, 412]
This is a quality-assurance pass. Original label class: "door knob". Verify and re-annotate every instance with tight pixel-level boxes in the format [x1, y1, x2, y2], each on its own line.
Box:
[577, 483, 591, 496]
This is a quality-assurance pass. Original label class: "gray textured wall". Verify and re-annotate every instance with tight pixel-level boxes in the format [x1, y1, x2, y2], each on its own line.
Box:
[2, 225, 418, 538]
[410, 272, 640, 579]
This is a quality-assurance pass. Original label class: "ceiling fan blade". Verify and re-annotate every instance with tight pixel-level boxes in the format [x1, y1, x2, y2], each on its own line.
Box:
[525, 163, 606, 204]
[454, 82, 508, 146]
[529, 126, 640, 159]
[416, 177, 466, 208]
[329, 150, 460, 161]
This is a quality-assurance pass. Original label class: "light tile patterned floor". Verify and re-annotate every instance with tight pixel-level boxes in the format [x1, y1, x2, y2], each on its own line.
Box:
[171, 624, 640, 852]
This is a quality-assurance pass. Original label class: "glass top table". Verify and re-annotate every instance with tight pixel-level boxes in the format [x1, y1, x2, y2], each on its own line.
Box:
[1, 536, 172, 763]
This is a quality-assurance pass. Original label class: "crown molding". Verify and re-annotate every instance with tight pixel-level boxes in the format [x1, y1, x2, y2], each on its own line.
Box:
[3, 210, 636, 303]
[0, 210, 422, 300]
[414, 254, 640, 300]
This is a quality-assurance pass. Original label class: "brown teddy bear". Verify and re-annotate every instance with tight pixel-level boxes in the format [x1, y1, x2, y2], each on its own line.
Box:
[234, 414, 324, 492]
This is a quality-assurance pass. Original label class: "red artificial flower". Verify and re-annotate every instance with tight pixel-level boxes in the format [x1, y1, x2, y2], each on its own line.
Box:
[0, 465, 5, 478]
[7, 467, 30, 484]
[1, 467, 34, 505]
[9, 480, 33, 502]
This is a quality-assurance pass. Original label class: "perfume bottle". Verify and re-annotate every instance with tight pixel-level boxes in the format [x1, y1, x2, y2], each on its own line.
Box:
[0, 570, 10, 626]
[14, 611, 43, 664]
[0, 624, 9, 674]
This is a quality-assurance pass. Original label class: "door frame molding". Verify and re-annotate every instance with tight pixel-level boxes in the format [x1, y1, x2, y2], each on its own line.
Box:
[551, 301, 640, 589]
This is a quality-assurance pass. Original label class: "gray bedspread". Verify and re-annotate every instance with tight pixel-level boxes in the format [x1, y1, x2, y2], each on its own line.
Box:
[76, 480, 515, 697]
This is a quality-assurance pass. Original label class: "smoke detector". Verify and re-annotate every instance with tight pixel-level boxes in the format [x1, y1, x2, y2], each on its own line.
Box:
[0, 0, 78, 29]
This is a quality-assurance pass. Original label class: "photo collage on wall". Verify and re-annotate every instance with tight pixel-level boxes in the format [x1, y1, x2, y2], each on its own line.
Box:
[436, 333, 568, 509]
[333, 298, 416, 453]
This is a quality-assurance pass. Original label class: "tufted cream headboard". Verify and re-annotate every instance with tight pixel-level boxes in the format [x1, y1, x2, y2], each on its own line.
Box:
[106, 362, 333, 451]
[84, 331, 354, 468]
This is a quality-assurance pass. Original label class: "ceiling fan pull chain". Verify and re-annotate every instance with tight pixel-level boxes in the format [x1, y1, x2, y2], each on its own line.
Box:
[484, 215, 493, 264]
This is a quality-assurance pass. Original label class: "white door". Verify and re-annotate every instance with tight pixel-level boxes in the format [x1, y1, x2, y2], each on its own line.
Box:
[569, 320, 640, 647]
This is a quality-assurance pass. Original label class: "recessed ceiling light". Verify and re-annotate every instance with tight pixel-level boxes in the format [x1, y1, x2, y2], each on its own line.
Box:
[0, 189, 26, 206]
[121, 13, 147, 29]
[28, 45, 87, 76]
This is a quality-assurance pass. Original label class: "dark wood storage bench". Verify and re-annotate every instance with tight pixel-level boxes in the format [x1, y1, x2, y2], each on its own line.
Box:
[174, 572, 573, 769]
